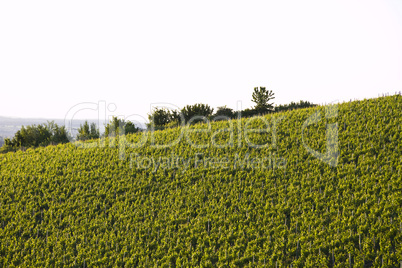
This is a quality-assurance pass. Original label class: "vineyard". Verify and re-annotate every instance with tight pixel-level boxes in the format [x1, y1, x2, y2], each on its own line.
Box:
[0, 95, 401, 267]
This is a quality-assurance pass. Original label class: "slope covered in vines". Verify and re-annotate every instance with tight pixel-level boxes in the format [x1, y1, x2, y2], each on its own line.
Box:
[0, 95, 401, 267]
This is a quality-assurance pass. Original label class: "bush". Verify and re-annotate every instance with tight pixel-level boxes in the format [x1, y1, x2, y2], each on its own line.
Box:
[104, 116, 139, 137]
[147, 108, 177, 129]
[76, 121, 100, 141]
[275, 100, 316, 112]
[2, 121, 69, 151]
[181, 103, 214, 124]
[213, 106, 235, 120]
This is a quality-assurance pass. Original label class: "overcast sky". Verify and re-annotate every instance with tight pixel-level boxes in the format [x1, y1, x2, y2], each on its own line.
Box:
[1, 0, 402, 121]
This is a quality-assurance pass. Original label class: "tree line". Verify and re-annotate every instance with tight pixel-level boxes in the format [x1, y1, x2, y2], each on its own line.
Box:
[1, 121, 70, 152]
[0, 118, 140, 153]
[0, 87, 315, 152]
[148, 87, 315, 129]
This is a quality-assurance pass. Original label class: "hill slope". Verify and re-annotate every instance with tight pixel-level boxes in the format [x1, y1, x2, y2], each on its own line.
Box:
[1, 95, 401, 267]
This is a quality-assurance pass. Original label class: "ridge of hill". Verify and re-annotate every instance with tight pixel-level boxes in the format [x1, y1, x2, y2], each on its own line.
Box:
[0, 95, 401, 267]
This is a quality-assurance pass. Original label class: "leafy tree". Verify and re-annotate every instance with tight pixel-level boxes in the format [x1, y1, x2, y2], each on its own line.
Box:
[147, 108, 184, 130]
[181, 103, 214, 124]
[104, 116, 139, 137]
[2, 121, 68, 150]
[124, 121, 138, 134]
[213, 106, 235, 120]
[251, 87, 275, 114]
[170, 110, 181, 122]
[19, 124, 51, 147]
[104, 116, 123, 137]
[148, 104, 215, 128]
[47, 121, 70, 144]
[77, 121, 100, 141]
[275, 100, 316, 112]
[240, 108, 259, 118]
[148, 108, 174, 127]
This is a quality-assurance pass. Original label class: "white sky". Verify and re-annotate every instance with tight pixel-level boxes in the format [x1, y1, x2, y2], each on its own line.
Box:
[1, 0, 402, 121]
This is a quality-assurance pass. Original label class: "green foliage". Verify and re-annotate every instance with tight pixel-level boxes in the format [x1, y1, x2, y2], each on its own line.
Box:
[147, 108, 180, 129]
[147, 100, 315, 131]
[213, 106, 235, 120]
[148, 104, 214, 129]
[76, 121, 99, 141]
[251, 86, 275, 114]
[275, 100, 317, 112]
[0, 95, 401, 267]
[1, 121, 69, 152]
[104, 116, 139, 137]
[124, 121, 138, 135]
[181, 103, 214, 124]
[240, 108, 259, 118]
[46, 121, 70, 145]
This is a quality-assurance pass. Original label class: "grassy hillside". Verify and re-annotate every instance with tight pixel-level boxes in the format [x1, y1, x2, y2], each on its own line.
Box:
[0, 95, 401, 267]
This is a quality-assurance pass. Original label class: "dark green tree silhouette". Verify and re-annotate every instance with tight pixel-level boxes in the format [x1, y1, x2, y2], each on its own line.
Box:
[274, 100, 316, 112]
[148, 108, 174, 127]
[3, 121, 69, 149]
[251, 87, 275, 114]
[104, 116, 139, 137]
[47, 121, 70, 144]
[181, 103, 214, 124]
[213, 106, 235, 120]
